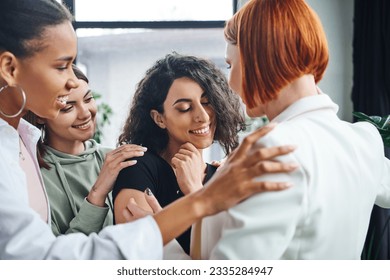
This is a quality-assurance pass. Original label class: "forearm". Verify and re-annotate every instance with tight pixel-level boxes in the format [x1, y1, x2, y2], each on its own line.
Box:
[65, 198, 110, 235]
[153, 190, 209, 245]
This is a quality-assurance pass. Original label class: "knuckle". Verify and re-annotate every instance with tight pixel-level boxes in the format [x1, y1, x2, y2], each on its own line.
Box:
[257, 161, 267, 172]
[255, 149, 266, 159]
[242, 137, 252, 146]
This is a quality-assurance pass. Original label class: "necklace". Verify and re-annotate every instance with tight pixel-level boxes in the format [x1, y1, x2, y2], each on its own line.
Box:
[19, 136, 25, 161]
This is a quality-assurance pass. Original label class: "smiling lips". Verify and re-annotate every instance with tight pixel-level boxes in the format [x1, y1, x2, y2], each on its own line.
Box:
[190, 125, 210, 135]
[72, 119, 92, 129]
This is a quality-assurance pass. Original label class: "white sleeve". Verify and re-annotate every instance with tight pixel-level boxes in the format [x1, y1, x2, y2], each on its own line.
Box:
[209, 157, 306, 259]
[0, 158, 163, 260]
[375, 157, 390, 208]
[163, 240, 191, 260]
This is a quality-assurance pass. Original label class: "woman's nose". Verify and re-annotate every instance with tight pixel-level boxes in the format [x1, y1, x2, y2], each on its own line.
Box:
[194, 106, 210, 123]
[78, 104, 91, 119]
[67, 71, 80, 91]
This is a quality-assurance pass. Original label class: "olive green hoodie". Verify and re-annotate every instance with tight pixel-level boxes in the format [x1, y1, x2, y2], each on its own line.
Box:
[41, 139, 113, 236]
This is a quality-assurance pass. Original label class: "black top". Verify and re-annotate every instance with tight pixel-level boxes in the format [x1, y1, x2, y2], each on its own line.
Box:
[113, 151, 217, 254]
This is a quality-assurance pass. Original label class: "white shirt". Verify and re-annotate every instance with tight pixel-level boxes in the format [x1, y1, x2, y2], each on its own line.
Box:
[202, 94, 390, 259]
[0, 118, 163, 259]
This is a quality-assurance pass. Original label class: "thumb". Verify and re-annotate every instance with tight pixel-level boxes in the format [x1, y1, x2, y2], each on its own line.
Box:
[145, 188, 163, 213]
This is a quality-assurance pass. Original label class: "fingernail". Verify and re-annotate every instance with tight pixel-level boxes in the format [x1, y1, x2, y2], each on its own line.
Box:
[128, 160, 137, 165]
[145, 188, 153, 196]
[120, 141, 127, 146]
[141, 147, 147, 151]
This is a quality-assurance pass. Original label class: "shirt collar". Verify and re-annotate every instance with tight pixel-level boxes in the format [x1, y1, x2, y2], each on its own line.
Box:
[272, 94, 339, 123]
[0, 117, 41, 150]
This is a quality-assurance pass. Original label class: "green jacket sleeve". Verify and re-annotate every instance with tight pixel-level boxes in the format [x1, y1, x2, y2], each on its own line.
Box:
[61, 198, 110, 235]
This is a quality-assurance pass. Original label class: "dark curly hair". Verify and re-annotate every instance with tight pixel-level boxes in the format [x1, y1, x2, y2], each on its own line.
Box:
[118, 53, 246, 156]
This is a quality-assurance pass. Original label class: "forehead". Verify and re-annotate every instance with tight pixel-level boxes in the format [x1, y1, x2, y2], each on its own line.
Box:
[165, 77, 204, 102]
[30, 21, 77, 61]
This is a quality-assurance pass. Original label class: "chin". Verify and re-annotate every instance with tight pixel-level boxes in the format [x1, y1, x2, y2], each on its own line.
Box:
[195, 140, 214, 150]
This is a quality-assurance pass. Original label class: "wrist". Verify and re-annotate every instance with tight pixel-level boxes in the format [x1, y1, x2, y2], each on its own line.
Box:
[86, 186, 107, 207]
[180, 183, 203, 195]
[187, 189, 212, 220]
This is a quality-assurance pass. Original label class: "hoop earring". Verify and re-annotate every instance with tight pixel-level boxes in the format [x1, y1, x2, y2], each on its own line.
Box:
[0, 85, 27, 118]
[40, 125, 46, 144]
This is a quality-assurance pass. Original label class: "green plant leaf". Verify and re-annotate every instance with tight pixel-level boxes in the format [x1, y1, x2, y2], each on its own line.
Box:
[92, 91, 113, 143]
[353, 112, 390, 147]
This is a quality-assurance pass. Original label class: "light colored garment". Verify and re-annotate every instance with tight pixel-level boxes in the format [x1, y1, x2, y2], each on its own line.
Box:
[0, 118, 163, 259]
[19, 137, 48, 222]
[163, 240, 191, 260]
[41, 139, 113, 236]
[201, 94, 390, 259]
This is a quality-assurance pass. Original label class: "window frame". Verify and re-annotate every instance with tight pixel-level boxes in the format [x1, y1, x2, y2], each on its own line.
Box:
[63, 0, 238, 29]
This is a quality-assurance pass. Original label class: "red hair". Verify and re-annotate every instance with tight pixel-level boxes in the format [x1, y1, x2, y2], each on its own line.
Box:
[224, 0, 329, 108]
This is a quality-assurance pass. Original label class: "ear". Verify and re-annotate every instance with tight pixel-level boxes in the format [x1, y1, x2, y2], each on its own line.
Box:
[150, 109, 166, 129]
[0, 51, 18, 86]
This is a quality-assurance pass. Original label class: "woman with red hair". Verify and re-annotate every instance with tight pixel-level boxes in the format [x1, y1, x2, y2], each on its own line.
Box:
[199, 0, 390, 259]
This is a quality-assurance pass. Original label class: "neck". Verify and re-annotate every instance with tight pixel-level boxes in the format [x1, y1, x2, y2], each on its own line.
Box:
[0, 115, 21, 129]
[47, 139, 86, 155]
[264, 74, 318, 121]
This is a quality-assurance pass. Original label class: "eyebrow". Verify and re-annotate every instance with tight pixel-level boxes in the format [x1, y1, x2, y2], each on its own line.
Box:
[66, 89, 92, 104]
[55, 56, 74, 62]
[172, 92, 207, 106]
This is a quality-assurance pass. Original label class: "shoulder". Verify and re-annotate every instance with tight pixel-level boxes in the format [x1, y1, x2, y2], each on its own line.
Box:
[119, 151, 165, 176]
[350, 121, 383, 145]
[87, 139, 112, 155]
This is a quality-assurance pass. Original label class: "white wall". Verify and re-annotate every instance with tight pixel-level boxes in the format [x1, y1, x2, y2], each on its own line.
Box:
[306, 0, 354, 121]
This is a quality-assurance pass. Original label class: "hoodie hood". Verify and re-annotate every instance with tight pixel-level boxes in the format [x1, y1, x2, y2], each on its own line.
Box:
[44, 139, 102, 165]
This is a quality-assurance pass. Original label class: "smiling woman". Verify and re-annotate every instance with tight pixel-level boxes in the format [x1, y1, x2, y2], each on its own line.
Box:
[113, 52, 246, 254]
[24, 64, 146, 236]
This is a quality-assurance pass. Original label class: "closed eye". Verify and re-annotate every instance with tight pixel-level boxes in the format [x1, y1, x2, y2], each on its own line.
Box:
[84, 96, 94, 103]
[177, 107, 191, 113]
[60, 105, 73, 113]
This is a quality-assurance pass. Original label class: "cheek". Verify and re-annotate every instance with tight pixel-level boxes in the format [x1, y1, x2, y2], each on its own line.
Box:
[207, 108, 216, 122]
[90, 105, 97, 118]
[228, 69, 241, 97]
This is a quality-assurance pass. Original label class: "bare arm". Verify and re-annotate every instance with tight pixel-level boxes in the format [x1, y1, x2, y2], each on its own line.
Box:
[87, 144, 146, 207]
[114, 189, 153, 224]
